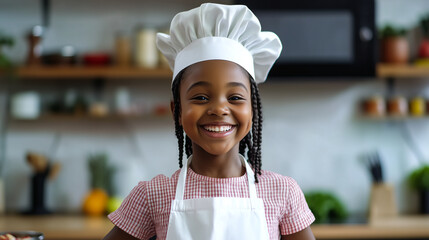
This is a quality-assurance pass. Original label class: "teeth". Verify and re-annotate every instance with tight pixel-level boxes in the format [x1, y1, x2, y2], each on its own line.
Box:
[204, 125, 232, 132]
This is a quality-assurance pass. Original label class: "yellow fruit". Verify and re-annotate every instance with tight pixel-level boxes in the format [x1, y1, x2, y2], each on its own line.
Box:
[82, 188, 108, 216]
[106, 196, 123, 213]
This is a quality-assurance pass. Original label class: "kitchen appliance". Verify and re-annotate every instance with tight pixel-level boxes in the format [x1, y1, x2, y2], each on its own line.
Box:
[235, 0, 376, 78]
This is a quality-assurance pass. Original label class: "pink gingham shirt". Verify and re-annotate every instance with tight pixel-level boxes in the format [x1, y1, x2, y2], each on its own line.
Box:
[109, 167, 315, 240]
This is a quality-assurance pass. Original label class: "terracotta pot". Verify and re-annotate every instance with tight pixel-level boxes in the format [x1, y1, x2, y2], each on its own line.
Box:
[381, 37, 409, 64]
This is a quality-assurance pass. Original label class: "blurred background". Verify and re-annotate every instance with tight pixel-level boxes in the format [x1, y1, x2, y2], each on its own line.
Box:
[1, 0, 429, 238]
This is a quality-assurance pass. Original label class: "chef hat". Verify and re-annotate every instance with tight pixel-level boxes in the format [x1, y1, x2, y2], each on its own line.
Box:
[156, 3, 282, 84]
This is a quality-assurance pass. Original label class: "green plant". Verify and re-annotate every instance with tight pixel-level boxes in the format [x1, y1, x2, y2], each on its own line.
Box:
[420, 14, 429, 38]
[0, 31, 14, 68]
[408, 165, 429, 191]
[88, 153, 115, 195]
[305, 191, 348, 224]
[379, 24, 407, 39]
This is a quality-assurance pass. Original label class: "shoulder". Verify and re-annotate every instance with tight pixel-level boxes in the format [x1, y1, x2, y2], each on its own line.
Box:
[145, 169, 180, 188]
[258, 169, 298, 186]
[142, 169, 180, 195]
[257, 170, 305, 199]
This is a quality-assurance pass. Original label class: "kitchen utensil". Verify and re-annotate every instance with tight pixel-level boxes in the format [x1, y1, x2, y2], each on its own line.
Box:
[365, 151, 384, 183]
[24, 152, 61, 215]
[26, 25, 43, 65]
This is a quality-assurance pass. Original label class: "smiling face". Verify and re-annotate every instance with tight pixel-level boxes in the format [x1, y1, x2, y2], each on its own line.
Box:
[179, 60, 253, 156]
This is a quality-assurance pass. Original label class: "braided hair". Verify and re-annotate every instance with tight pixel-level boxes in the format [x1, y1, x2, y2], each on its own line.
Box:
[171, 69, 263, 183]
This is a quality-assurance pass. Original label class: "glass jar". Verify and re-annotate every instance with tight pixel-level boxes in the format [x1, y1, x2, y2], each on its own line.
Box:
[387, 96, 408, 117]
[135, 27, 158, 68]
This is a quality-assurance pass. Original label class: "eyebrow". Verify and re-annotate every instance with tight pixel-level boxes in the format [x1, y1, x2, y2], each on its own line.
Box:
[227, 82, 248, 92]
[187, 81, 211, 93]
[186, 81, 249, 93]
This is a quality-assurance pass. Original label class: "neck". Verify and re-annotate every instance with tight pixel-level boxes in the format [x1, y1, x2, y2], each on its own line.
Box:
[189, 145, 245, 178]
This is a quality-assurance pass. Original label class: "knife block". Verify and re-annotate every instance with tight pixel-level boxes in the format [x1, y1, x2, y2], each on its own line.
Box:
[369, 183, 398, 223]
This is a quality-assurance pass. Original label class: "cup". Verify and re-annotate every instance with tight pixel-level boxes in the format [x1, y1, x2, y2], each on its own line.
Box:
[11, 92, 41, 119]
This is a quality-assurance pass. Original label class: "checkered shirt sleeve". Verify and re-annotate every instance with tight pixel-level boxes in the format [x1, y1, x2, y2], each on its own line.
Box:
[279, 176, 315, 235]
[108, 181, 156, 239]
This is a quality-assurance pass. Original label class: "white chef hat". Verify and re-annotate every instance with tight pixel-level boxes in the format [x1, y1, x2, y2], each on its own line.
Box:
[156, 3, 282, 84]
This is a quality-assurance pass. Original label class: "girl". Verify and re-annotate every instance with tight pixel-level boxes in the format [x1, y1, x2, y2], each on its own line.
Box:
[104, 3, 315, 240]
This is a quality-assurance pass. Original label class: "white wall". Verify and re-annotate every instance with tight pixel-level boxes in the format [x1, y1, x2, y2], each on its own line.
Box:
[1, 0, 429, 215]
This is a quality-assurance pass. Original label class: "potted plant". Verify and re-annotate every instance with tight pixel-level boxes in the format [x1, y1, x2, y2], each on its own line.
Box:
[304, 191, 348, 224]
[379, 24, 409, 64]
[408, 165, 429, 214]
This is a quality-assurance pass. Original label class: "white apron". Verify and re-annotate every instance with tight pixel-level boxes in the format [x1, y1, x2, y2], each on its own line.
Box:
[165, 155, 270, 240]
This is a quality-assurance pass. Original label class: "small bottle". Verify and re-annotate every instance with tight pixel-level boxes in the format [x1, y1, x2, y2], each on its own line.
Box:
[115, 87, 131, 115]
[387, 96, 408, 117]
[135, 26, 158, 68]
[410, 96, 425, 117]
[364, 95, 385, 117]
[26, 25, 43, 66]
[115, 32, 131, 66]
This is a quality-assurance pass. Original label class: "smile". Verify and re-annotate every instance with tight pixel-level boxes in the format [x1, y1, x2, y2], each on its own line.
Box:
[203, 125, 233, 133]
[200, 124, 236, 138]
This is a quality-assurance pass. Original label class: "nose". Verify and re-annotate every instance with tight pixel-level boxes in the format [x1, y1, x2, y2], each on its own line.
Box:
[207, 99, 229, 116]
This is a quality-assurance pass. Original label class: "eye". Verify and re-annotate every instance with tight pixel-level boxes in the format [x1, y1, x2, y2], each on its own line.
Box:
[191, 95, 209, 101]
[229, 95, 245, 101]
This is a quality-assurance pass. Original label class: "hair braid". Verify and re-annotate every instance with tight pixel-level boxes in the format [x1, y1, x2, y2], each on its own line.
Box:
[251, 80, 263, 182]
[238, 79, 263, 183]
[172, 73, 184, 168]
[185, 135, 193, 157]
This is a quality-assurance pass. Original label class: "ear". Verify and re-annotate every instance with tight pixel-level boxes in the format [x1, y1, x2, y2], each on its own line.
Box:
[170, 101, 182, 125]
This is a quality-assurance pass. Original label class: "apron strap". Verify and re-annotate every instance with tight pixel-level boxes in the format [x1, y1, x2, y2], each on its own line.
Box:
[241, 155, 258, 200]
[175, 155, 258, 201]
[175, 156, 191, 201]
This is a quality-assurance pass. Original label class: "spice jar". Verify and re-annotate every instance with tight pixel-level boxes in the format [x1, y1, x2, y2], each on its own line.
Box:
[26, 25, 43, 65]
[115, 32, 131, 66]
[387, 96, 408, 117]
[410, 96, 425, 117]
[135, 27, 158, 68]
[364, 96, 385, 117]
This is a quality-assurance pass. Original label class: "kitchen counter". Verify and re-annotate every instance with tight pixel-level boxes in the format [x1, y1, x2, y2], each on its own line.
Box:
[312, 215, 429, 239]
[0, 215, 113, 240]
[1, 215, 429, 239]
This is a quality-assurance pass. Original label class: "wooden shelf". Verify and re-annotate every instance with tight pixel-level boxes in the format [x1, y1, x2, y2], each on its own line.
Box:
[6, 64, 429, 79]
[16, 66, 172, 79]
[359, 115, 429, 121]
[377, 63, 429, 78]
[8, 113, 171, 122]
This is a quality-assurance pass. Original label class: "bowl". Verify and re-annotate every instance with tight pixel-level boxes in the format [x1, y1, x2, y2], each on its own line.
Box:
[0, 231, 44, 240]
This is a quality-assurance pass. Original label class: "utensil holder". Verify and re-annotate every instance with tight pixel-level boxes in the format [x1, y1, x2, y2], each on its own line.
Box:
[369, 183, 398, 222]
